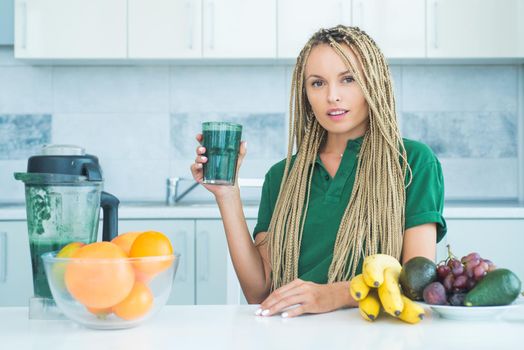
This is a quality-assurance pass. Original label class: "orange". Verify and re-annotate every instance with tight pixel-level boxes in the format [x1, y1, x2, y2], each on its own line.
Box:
[129, 231, 174, 279]
[64, 242, 135, 309]
[86, 306, 113, 318]
[113, 281, 153, 321]
[57, 242, 85, 258]
[52, 242, 85, 291]
[111, 231, 142, 256]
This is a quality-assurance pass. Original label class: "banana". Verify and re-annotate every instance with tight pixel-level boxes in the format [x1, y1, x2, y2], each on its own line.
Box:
[398, 295, 425, 324]
[349, 274, 370, 301]
[362, 254, 402, 288]
[377, 265, 404, 317]
[358, 289, 381, 322]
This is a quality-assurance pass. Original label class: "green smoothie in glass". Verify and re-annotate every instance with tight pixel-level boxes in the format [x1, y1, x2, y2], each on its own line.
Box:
[202, 122, 243, 186]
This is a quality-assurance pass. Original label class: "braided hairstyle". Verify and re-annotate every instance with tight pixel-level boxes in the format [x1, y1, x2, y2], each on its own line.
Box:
[262, 25, 412, 290]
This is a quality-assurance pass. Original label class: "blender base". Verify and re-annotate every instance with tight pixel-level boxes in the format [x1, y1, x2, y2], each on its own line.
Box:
[28, 297, 66, 320]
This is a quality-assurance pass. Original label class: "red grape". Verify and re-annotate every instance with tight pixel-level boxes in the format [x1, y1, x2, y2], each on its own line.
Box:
[452, 264, 464, 276]
[453, 275, 468, 290]
[443, 274, 455, 292]
[466, 278, 477, 290]
[437, 265, 451, 281]
[474, 265, 487, 281]
[461, 252, 480, 264]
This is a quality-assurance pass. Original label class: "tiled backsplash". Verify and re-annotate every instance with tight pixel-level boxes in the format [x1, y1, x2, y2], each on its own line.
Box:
[0, 46, 521, 203]
[0, 114, 51, 160]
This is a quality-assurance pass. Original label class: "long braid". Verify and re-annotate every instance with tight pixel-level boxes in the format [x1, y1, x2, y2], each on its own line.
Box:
[262, 26, 412, 290]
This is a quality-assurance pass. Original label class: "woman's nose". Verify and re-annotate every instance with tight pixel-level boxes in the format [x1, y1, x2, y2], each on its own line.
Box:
[327, 86, 341, 103]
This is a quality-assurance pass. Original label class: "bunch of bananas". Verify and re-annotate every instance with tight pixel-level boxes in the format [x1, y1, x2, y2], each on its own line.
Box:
[349, 254, 425, 324]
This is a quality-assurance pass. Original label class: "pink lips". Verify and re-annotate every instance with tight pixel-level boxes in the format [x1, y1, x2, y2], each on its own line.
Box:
[327, 108, 348, 121]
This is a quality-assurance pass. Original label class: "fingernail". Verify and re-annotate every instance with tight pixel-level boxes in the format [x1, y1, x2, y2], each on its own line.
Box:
[261, 309, 270, 316]
[255, 308, 262, 316]
[244, 141, 247, 150]
[197, 163, 202, 168]
[201, 156, 207, 161]
[199, 147, 205, 152]
[281, 312, 289, 318]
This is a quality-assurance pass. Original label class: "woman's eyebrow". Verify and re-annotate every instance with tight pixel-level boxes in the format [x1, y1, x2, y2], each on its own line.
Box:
[306, 70, 352, 80]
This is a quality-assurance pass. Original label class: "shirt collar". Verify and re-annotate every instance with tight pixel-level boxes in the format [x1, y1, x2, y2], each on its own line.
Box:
[315, 135, 365, 165]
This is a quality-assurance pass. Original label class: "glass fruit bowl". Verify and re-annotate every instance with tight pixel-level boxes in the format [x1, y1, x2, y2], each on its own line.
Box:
[42, 251, 180, 330]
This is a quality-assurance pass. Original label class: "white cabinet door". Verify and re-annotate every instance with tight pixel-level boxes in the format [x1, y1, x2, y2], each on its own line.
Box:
[202, 0, 276, 58]
[277, 0, 351, 59]
[444, 219, 524, 281]
[117, 219, 196, 305]
[352, 0, 425, 58]
[198, 219, 255, 305]
[195, 219, 228, 304]
[0, 221, 33, 307]
[427, 0, 522, 58]
[14, 0, 127, 58]
[128, 0, 202, 58]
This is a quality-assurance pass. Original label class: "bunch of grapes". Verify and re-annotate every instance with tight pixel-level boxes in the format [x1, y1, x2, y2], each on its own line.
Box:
[434, 245, 496, 305]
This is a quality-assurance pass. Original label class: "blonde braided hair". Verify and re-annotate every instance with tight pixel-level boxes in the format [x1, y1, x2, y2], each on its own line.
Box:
[263, 25, 413, 291]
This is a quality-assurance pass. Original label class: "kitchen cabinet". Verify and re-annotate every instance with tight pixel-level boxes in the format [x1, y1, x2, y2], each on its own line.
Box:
[441, 219, 524, 281]
[352, 0, 425, 58]
[426, 0, 523, 58]
[128, 0, 202, 58]
[14, 0, 127, 59]
[0, 221, 33, 307]
[277, 0, 351, 59]
[195, 219, 254, 305]
[117, 219, 196, 305]
[202, 0, 276, 58]
[0, 0, 14, 45]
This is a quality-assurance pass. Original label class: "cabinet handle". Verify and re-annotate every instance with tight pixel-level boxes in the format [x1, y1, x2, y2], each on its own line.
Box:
[198, 231, 209, 282]
[209, 0, 215, 50]
[433, 0, 439, 49]
[0, 233, 6, 283]
[177, 231, 187, 282]
[186, 1, 193, 50]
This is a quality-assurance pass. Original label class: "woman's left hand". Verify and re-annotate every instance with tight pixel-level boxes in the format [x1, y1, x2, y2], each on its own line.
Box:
[256, 278, 349, 318]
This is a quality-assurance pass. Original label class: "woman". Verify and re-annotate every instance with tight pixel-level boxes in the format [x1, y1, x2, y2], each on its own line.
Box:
[190, 25, 446, 318]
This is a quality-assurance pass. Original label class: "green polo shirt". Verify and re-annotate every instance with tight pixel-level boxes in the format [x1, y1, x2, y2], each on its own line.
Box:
[253, 136, 447, 284]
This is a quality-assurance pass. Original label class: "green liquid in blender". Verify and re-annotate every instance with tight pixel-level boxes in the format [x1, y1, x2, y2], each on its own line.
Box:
[29, 240, 70, 299]
[25, 185, 99, 299]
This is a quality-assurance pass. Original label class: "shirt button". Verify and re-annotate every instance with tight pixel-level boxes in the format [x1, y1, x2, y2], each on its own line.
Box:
[325, 175, 330, 181]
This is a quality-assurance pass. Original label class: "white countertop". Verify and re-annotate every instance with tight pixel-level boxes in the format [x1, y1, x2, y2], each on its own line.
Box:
[3, 201, 524, 220]
[0, 305, 521, 350]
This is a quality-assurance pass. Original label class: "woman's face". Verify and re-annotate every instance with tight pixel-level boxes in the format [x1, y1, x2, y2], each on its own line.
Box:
[304, 43, 369, 139]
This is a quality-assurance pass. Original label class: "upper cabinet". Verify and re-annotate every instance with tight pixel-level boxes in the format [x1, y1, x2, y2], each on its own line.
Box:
[352, 0, 425, 58]
[427, 0, 523, 58]
[14, 0, 127, 59]
[11, 0, 524, 60]
[277, 0, 351, 59]
[202, 0, 276, 58]
[128, 0, 202, 59]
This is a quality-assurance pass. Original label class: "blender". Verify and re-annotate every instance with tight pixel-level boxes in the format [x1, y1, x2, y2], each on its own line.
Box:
[14, 145, 119, 319]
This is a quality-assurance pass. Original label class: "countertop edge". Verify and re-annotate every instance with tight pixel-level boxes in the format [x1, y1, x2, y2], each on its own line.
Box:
[2, 206, 524, 221]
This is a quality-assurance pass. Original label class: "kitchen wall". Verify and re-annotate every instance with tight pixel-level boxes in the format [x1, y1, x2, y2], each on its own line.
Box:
[0, 45, 521, 203]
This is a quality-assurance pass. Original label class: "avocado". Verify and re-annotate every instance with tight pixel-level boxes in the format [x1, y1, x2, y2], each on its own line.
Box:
[464, 268, 522, 306]
[399, 257, 437, 301]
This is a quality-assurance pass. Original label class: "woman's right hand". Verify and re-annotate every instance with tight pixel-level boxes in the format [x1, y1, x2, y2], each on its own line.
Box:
[190, 133, 247, 199]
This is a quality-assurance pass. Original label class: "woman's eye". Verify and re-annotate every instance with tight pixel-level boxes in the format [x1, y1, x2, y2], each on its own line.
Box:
[343, 76, 355, 83]
[312, 80, 323, 87]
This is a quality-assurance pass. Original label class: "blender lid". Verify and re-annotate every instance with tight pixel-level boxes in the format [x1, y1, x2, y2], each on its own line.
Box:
[40, 144, 85, 156]
[14, 144, 104, 183]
